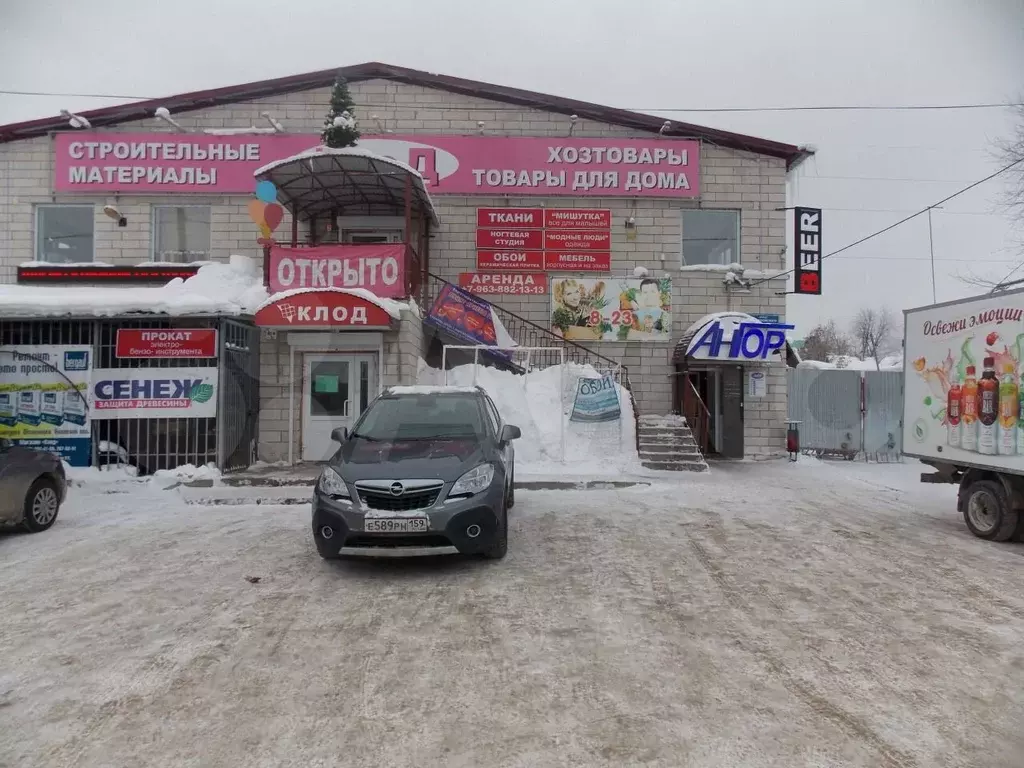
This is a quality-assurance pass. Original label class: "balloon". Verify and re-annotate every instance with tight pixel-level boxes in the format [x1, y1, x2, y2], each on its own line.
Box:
[247, 199, 267, 228]
[258, 222, 272, 239]
[263, 203, 284, 233]
[255, 180, 277, 203]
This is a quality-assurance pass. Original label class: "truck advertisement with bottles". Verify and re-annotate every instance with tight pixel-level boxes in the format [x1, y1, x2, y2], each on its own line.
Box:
[904, 289, 1024, 541]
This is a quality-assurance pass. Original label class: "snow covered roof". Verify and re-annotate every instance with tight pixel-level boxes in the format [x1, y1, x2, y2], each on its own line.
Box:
[254, 144, 439, 225]
[0, 257, 269, 319]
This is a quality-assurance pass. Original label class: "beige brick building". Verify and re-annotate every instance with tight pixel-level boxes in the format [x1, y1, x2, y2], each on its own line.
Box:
[0, 63, 809, 465]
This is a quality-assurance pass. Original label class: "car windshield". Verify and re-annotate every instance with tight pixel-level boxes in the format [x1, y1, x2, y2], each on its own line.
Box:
[352, 394, 485, 441]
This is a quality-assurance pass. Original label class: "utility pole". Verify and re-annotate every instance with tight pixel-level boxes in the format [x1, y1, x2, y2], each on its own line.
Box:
[927, 206, 941, 303]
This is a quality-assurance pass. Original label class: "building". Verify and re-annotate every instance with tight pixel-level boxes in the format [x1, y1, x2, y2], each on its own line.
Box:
[0, 62, 809, 467]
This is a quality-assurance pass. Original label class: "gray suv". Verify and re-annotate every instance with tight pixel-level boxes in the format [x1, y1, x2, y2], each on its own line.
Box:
[0, 439, 67, 532]
[312, 386, 521, 559]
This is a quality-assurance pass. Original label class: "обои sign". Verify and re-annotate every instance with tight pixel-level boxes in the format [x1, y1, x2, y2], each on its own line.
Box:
[54, 134, 700, 198]
[687, 320, 795, 361]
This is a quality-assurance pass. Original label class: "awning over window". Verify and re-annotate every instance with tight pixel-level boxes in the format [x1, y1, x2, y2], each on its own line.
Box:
[254, 145, 439, 224]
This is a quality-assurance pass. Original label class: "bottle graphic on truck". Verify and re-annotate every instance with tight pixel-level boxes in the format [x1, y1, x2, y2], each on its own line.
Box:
[977, 357, 998, 455]
[947, 376, 962, 448]
[960, 365, 979, 451]
[998, 363, 1018, 455]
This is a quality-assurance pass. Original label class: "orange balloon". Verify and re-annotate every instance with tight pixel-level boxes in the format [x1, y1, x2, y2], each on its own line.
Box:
[248, 199, 267, 228]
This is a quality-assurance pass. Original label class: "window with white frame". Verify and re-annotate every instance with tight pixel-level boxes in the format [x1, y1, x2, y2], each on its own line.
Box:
[681, 209, 740, 266]
[36, 205, 94, 263]
[152, 205, 212, 262]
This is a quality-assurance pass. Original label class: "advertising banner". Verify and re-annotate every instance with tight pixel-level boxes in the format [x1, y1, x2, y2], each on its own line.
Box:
[116, 329, 218, 359]
[570, 375, 621, 423]
[544, 252, 612, 272]
[476, 229, 544, 250]
[0, 345, 92, 465]
[794, 207, 823, 295]
[477, 208, 543, 228]
[458, 272, 547, 296]
[425, 284, 512, 360]
[92, 368, 218, 419]
[268, 244, 407, 297]
[55, 134, 700, 198]
[551, 278, 671, 342]
[685, 314, 795, 361]
[545, 209, 613, 229]
[544, 230, 611, 251]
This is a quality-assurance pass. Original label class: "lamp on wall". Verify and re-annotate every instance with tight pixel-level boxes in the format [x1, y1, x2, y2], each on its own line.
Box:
[59, 109, 91, 129]
[568, 114, 578, 136]
[261, 111, 286, 133]
[103, 204, 127, 227]
[477, 120, 486, 135]
[659, 120, 672, 135]
[154, 106, 186, 132]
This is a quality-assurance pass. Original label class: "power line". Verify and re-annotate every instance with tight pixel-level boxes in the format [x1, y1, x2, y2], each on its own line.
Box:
[0, 88, 1020, 113]
[751, 156, 1024, 289]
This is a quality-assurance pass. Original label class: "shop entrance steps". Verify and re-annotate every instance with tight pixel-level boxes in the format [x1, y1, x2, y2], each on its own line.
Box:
[637, 415, 709, 472]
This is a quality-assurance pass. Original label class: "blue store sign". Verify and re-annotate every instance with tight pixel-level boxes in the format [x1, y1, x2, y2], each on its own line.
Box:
[687, 318, 795, 361]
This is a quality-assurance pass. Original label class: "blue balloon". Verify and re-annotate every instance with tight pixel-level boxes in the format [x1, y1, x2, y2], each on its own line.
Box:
[255, 180, 277, 203]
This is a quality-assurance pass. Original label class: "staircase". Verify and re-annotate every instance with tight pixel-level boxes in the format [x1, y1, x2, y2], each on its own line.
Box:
[638, 415, 709, 472]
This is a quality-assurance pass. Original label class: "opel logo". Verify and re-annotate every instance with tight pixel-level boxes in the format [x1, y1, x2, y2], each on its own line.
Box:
[389, 482, 404, 496]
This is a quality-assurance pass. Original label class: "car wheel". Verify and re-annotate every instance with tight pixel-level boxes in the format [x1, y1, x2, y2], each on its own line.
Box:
[23, 478, 61, 533]
[482, 503, 508, 560]
[962, 480, 1019, 542]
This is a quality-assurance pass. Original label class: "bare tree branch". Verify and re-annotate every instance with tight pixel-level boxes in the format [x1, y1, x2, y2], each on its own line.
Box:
[851, 307, 896, 368]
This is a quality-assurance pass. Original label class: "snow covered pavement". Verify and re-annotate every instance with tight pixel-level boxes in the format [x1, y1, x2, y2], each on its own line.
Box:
[1, 460, 1022, 767]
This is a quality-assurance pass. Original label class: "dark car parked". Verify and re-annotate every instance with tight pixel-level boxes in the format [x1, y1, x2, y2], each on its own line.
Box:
[312, 385, 521, 560]
[0, 439, 67, 532]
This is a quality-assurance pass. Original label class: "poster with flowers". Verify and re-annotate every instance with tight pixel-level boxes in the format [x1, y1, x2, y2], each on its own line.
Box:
[904, 294, 1024, 467]
[550, 277, 671, 342]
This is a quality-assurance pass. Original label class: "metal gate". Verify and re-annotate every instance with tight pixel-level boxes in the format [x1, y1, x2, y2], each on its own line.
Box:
[218, 320, 260, 471]
[787, 368, 904, 459]
[787, 369, 864, 456]
[0, 316, 259, 474]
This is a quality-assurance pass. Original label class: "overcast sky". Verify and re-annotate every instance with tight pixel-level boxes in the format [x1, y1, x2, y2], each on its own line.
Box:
[1, 0, 1022, 335]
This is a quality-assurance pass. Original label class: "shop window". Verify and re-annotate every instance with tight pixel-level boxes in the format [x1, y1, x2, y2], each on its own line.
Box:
[36, 205, 94, 263]
[153, 205, 211, 262]
[342, 230, 403, 244]
[681, 209, 740, 266]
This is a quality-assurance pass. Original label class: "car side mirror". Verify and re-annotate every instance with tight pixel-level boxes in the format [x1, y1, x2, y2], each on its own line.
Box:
[500, 425, 521, 442]
[330, 427, 348, 444]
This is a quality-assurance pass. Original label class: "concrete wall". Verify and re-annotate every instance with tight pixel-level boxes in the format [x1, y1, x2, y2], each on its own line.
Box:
[0, 77, 790, 456]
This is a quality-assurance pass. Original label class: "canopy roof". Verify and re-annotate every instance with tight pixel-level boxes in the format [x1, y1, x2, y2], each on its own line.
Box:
[254, 145, 439, 224]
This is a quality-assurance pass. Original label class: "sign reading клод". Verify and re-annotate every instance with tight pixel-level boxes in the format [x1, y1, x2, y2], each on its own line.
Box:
[116, 329, 218, 359]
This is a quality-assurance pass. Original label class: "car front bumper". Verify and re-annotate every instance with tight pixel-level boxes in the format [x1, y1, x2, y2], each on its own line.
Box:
[311, 482, 505, 558]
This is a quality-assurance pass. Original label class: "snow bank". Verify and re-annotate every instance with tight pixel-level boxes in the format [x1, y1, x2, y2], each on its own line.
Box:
[800, 355, 904, 371]
[149, 463, 221, 487]
[418, 362, 642, 476]
[0, 256, 268, 318]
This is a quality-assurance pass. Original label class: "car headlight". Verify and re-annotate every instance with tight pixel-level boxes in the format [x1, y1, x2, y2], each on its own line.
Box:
[318, 466, 350, 501]
[449, 463, 495, 497]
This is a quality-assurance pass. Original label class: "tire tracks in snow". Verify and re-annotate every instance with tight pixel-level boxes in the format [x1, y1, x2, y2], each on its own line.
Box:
[684, 530, 918, 768]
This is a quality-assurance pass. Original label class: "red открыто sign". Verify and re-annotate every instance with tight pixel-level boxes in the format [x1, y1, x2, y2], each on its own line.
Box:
[115, 329, 218, 358]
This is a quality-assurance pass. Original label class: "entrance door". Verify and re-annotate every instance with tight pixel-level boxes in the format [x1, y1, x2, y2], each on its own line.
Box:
[721, 365, 745, 458]
[302, 353, 377, 461]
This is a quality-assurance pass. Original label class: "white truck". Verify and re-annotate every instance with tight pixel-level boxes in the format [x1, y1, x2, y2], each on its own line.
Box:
[904, 289, 1024, 542]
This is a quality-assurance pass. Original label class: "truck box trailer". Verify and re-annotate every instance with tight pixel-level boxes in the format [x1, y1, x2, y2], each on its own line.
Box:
[903, 289, 1024, 541]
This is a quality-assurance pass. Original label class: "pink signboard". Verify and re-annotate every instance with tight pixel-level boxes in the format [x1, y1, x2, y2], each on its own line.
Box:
[54, 133, 700, 198]
[267, 244, 406, 297]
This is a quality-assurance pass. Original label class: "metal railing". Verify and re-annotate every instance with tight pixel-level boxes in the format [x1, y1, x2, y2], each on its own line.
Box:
[682, 377, 712, 455]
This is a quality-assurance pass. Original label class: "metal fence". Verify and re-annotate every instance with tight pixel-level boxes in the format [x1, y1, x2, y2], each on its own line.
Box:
[787, 368, 903, 461]
[0, 317, 259, 474]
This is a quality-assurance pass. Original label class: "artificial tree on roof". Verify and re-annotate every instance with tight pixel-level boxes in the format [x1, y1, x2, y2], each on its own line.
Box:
[321, 75, 361, 148]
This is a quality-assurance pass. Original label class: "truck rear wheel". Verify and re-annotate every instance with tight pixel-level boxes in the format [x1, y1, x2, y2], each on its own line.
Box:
[962, 480, 1019, 542]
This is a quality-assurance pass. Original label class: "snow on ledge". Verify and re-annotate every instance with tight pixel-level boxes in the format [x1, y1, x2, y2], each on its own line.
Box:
[387, 385, 480, 395]
[253, 144, 424, 180]
[679, 262, 787, 279]
[254, 287, 408, 320]
[0, 257, 268, 318]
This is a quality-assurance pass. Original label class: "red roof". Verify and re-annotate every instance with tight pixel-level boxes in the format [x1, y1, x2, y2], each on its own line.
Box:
[0, 62, 810, 167]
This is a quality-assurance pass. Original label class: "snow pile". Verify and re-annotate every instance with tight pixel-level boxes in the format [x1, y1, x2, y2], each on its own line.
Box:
[418, 362, 641, 476]
[798, 354, 903, 371]
[64, 463, 140, 486]
[0, 256, 269, 318]
[148, 463, 221, 487]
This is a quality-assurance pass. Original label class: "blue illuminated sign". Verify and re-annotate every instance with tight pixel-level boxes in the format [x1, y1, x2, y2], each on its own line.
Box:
[688, 320, 795, 360]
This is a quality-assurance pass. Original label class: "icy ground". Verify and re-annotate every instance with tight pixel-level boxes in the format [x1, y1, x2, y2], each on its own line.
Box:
[1, 460, 1022, 767]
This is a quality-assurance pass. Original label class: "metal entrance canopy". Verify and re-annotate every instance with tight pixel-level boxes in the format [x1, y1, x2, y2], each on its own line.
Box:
[254, 145, 439, 223]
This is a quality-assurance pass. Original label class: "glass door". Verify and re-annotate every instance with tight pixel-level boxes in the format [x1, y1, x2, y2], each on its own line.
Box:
[301, 353, 376, 461]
